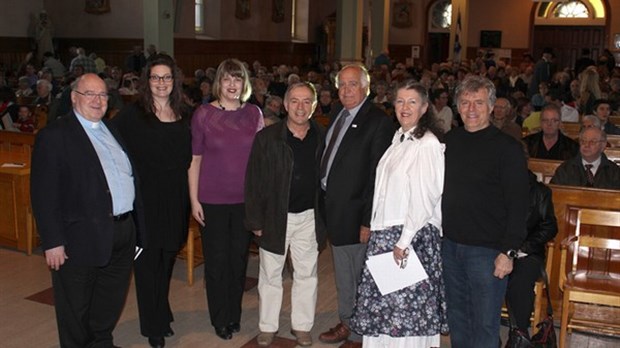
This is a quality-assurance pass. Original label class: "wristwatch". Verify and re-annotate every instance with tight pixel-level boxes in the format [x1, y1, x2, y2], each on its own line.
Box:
[505, 249, 518, 259]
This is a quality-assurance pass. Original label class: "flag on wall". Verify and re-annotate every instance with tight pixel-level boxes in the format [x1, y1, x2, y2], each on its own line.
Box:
[454, 8, 462, 62]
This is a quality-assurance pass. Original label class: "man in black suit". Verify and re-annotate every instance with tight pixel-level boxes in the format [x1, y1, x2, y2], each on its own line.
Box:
[31, 73, 145, 348]
[317, 65, 393, 348]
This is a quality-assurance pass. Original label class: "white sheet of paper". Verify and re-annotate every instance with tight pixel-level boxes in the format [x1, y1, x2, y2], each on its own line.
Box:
[366, 247, 428, 296]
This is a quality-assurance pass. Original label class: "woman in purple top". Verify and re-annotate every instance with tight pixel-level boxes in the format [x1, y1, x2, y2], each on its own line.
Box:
[189, 58, 264, 340]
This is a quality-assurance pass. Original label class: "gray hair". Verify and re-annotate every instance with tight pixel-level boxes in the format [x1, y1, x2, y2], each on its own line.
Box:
[36, 79, 52, 91]
[335, 64, 371, 95]
[581, 114, 602, 129]
[579, 126, 607, 143]
[455, 75, 497, 107]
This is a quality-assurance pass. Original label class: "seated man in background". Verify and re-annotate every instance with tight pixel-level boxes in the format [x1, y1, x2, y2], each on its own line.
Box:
[581, 114, 601, 130]
[550, 127, 620, 189]
[491, 97, 522, 141]
[522, 104, 579, 160]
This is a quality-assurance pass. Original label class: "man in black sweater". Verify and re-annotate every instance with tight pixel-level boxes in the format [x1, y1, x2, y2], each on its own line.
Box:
[442, 75, 529, 348]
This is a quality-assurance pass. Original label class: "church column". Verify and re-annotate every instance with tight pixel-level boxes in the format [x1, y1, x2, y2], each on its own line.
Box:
[369, 0, 390, 66]
[336, 0, 364, 65]
[143, 0, 175, 56]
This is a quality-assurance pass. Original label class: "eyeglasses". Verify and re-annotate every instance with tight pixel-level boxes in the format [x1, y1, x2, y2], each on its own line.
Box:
[73, 90, 109, 100]
[541, 119, 560, 124]
[149, 74, 173, 83]
[580, 139, 604, 146]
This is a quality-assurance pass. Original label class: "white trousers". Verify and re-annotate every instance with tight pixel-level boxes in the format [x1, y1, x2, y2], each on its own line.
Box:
[258, 209, 318, 332]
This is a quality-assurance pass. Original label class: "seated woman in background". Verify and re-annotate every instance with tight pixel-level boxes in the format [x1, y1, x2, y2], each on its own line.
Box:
[350, 80, 448, 347]
[505, 169, 557, 341]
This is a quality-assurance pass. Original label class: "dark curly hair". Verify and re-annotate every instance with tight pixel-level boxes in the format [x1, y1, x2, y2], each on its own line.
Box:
[393, 79, 444, 141]
[138, 53, 184, 120]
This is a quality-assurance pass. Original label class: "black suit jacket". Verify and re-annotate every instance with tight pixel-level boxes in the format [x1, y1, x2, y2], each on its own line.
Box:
[322, 99, 394, 246]
[31, 112, 146, 267]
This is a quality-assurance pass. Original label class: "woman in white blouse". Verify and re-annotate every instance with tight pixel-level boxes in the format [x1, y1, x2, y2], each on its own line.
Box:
[350, 80, 449, 348]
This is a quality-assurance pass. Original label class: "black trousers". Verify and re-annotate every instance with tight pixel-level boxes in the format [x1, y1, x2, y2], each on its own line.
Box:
[200, 203, 251, 328]
[505, 255, 544, 330]
[51, 216, 135, 348]
[134, 247, 178, 337]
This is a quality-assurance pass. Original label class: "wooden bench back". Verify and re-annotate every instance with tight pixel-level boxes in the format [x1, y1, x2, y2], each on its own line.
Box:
[528, 158, 562, 183]
[548, 185, 620, 310]
[0, 131, 36, 155]
[605, 147, 620, 164]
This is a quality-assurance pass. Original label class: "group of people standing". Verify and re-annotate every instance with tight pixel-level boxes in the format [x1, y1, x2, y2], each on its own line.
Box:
[31, 53, 557, 348]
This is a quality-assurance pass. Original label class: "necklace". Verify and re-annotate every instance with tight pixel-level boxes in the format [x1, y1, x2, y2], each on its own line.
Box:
[218, 99, 241, 110]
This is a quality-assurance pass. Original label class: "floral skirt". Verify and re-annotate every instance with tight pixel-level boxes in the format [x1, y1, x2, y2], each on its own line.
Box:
[350, 224, 449, 338]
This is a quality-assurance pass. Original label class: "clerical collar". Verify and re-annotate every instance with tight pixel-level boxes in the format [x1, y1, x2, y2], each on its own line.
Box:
[75, 111, 102, 129]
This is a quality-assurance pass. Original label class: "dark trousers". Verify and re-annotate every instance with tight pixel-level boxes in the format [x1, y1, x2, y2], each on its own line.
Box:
[51, 216, 135, 348]
[134, 247, 178, 337]
[506, 255, 543, 331]
[200, 203, 251, 328]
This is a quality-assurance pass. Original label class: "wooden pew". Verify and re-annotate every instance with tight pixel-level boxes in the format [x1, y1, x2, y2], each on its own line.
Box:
[528, 158, 562, 183]
[547, 184, 620, 316]
[562, 122, 580, 138]
[605, 147, 620, 164]
[0, 131, 36, 155]
[607, 135, 620, 148]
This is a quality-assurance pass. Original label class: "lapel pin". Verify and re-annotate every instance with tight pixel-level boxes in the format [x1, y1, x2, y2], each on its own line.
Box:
[352, 124, 358, 128]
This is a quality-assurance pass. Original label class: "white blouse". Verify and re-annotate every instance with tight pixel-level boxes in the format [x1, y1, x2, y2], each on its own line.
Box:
[370, 127, 445, 250]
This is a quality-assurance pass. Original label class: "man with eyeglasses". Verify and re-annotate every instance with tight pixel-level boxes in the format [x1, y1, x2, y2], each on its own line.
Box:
[522, 103, 579, 160]
[31, 73, 146, 347]
[550, 127, 620, 189]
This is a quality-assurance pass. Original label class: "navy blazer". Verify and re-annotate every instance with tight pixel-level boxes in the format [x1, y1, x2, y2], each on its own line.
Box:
[31, 112, 146, 267]
[322, 99, 394, 246]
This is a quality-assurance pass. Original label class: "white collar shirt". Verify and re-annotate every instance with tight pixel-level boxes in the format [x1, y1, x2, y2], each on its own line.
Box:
[371, 127, 445, 250]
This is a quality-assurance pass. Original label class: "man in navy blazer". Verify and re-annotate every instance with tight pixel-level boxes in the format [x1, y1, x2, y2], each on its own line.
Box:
[31, 73, 145, 348]
[318, 65, 394, 348]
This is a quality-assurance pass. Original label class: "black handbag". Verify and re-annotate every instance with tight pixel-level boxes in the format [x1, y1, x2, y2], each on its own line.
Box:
[529, 268, 557, 348]
[506, 267, 557, 348]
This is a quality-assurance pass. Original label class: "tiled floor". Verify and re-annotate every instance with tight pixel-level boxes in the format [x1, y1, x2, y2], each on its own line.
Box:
[1, 246, 618, 347]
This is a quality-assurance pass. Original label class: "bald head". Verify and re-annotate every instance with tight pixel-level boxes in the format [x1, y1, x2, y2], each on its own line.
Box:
[71, 73, 109, 122]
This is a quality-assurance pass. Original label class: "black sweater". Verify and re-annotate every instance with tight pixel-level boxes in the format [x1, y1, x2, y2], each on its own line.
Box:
[442, 125, 529, 253]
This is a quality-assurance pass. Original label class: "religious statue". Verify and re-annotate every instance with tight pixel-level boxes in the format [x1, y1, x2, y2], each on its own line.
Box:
[32, 10, 54, 63]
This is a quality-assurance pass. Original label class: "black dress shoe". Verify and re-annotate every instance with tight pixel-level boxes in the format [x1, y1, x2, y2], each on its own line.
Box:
[148, 336, 165, 348]
[163, 328, 174, 337]
[214, 326, 232, 340]
[227, 322, 240, 333]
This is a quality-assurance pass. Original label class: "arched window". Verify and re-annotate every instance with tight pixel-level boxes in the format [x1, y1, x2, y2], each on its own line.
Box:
[554, 1, 589, 18]
[429, 0, 452, 32]
[534, 0, 604, 25]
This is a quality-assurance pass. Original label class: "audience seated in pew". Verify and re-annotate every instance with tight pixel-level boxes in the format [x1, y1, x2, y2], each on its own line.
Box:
[592, 99, 620, 135]
[550, 127, 620, 189]
[13, 105, 35, 133]
[522, 104, 579, 160]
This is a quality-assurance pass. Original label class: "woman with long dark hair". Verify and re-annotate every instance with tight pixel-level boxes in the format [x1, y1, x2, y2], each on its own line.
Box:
[350, 80, 448, 347]
[113, 53, 191, 348]
[188, 58, 264, 340]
